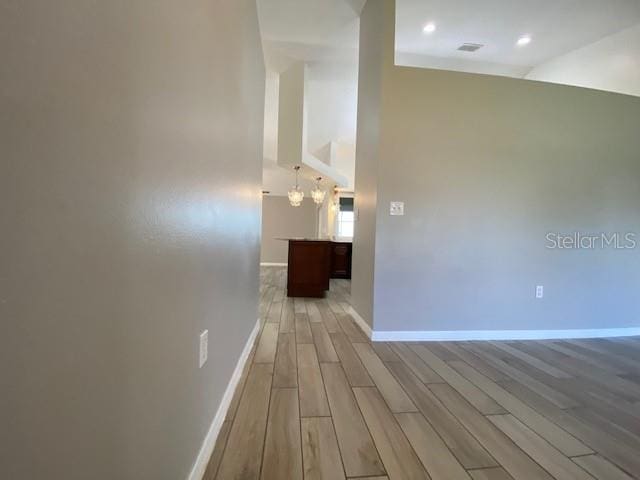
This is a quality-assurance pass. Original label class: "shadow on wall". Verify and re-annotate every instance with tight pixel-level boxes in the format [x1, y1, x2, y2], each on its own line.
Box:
[261, 196, 319, 264]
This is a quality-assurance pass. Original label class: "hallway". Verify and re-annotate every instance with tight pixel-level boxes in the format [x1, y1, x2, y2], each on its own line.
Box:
[205, 267, 640, 480]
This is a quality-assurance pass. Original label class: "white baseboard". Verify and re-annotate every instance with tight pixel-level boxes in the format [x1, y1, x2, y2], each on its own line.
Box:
[260, 262, 287, 267]
[345, 306, 640, 342]
[370, 327, 640, 342]
[187, 318, 261, 480]
[346, 306, 373, 339]
[345, 305, 640, 341]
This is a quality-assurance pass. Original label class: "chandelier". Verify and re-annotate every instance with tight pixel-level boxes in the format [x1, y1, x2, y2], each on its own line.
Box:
[287, 166, 304, 207]
[310, 177, 326, 205]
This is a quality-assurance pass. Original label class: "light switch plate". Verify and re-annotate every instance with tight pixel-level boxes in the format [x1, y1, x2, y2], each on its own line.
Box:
[390, 201, 404, 216]
[199, 330, 209, 368]
[536, 286, 544, 299]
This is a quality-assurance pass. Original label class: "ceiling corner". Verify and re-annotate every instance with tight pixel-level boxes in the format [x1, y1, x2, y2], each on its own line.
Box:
[342, 0, 367, 16]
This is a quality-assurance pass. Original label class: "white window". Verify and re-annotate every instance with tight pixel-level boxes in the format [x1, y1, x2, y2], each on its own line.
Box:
[337, 210, 354, 238]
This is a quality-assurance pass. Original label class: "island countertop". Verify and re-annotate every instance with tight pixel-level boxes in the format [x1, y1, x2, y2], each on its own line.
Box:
[276, 237, 352, 243]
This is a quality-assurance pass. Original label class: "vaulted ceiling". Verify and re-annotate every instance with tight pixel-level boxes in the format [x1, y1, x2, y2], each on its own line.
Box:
[257, 0, 640, 194]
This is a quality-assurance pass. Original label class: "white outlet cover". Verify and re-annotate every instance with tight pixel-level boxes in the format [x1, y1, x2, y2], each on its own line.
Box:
[199, 330, 209, 368]
[390, 201, 404, 216]
[536, 286, 544, 298]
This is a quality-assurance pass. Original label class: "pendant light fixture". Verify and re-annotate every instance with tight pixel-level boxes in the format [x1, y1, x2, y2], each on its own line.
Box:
[287, 166, 304, 207]
[329, 186, 339, 212]
[310, 177, 326, 205]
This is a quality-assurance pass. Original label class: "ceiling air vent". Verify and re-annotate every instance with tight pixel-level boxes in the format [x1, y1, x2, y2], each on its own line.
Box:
[458, 43, 484, 52]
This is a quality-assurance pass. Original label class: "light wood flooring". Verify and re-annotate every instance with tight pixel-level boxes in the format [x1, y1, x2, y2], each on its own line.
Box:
[205, 267, 640, 480]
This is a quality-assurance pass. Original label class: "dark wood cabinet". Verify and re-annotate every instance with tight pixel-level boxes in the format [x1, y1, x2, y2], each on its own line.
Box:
[286, 239, 352, 297]
[287, 240, 331, 297]
[330, 241, 352, 279]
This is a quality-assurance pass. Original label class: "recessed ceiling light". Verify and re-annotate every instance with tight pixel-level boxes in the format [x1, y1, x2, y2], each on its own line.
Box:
[423, 23, 436, 34]
[517, 35, 532, 46]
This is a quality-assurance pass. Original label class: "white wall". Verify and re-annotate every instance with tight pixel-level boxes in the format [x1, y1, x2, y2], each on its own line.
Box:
[306, 61, 359, 156]
[526, 24, 640, 98]
[262, 58, 359, 195]
[318, 190, 339, 238]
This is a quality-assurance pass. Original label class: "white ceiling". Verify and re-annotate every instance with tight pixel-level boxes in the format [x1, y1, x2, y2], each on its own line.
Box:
[258, 0, 362, 47]
[259, 0, 640, 76]
[396, 0, 640, 73]
[258, 0, 362, 72]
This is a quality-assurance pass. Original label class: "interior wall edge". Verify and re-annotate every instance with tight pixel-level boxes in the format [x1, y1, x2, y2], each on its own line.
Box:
[347, 305, 374, 339]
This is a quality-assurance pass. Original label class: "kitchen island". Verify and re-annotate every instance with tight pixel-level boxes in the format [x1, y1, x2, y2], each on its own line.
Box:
[282, 238, 352, 297]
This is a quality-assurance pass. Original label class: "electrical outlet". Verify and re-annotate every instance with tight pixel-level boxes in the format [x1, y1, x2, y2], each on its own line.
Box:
[199, 330, 209, 368]
[536, 286, 544, 299]
[390, 201, 404, 216]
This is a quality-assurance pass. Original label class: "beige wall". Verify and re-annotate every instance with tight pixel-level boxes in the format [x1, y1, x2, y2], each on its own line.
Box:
[0, 1, 264, 479]
[355, 0, 640, 333]
[277, 63, 306, 168]
[261, 196, 319, 263]
[351, 0, 395, 326]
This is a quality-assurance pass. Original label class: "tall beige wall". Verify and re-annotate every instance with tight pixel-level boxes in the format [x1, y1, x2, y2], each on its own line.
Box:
[0, 1, 264, 479]
[354, 0, 640, 334]
[261, 196, 319, 263]
[351, 0, 395, 326]
[277, 63, 306, 168]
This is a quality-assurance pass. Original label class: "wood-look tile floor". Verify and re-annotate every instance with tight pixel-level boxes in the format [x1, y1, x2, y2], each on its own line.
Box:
[205, 267, 640, 480]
